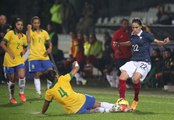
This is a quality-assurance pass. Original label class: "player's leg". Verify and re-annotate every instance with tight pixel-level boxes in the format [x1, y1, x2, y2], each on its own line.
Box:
[41, 60, 54, 89]
[33, 72, 42, 97]
[17, 64, 26, 102]
[5, 67, 17, 104]
[119, 61, 136, 99]
[29, 60, 42, 97]
[131, 72, 141, 111]
[130, 62, 151, 111]
[118, 71, 129, 99]
[45, 68, 53, 89]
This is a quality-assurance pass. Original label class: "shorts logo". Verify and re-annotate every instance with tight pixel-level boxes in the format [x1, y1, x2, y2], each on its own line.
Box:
[31, 64, 35, 69]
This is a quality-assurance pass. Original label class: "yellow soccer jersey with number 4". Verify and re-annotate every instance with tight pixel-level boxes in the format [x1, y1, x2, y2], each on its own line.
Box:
[28, 29, 50, 61]
[45, 73, 86, 114]
[3, 30, 27, 67]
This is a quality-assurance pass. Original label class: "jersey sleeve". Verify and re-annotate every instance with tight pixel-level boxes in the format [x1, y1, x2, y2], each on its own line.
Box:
[61, 73, 73, 82]
[45, 31, 50, 41]
[146, 32, 155, 43]
[3, 31, 12, 43]
[45, 90, 53, 102]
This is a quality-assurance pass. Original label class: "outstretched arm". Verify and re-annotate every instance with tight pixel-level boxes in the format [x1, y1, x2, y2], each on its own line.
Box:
[70, 61, 80, 76]
[113, 41, 131, 47]
[154, 37, 170, 46]
[41, 100, 51, 114]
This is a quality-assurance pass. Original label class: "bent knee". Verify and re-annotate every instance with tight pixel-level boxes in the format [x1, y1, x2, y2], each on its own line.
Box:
[132, 73, 141, 84]
[119, 71, 129, 80]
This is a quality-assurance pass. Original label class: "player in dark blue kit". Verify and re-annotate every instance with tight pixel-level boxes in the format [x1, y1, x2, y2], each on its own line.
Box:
[113, 18, 170, 111]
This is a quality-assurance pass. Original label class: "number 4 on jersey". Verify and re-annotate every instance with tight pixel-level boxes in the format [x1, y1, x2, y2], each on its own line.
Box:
[58, 87, 68, 97]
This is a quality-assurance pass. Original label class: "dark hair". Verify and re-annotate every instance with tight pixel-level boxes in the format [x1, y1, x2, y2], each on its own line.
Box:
[44, 70, 57, 82]
[12, 17, 23, 30]
[121, 18, 129, 24]
[132, 18, 142, 26]
[31, 16, 40, 23]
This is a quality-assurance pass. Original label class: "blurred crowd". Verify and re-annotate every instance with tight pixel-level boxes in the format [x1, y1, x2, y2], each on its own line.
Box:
[156, 5, 174, 25]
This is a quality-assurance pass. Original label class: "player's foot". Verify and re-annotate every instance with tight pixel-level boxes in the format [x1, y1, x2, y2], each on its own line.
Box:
[130, 100, 138, 111]
[82, 79, 87, 85]
[10, 98, 18, 104]
[19, 93, 26, 102]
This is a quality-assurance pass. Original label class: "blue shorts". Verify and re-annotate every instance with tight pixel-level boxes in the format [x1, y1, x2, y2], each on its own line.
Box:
[4, 64, 25, 74]
[28, 60, 53, 73]
[77, 94, 95, 114]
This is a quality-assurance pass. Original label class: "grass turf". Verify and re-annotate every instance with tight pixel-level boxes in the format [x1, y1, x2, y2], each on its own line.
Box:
[0, 82, 174, 120]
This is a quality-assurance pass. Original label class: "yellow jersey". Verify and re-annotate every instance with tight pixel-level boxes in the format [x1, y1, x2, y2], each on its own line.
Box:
[28, 29, 50, 61]
[3, 30, 27, 67]
[45, 73, 86, 114]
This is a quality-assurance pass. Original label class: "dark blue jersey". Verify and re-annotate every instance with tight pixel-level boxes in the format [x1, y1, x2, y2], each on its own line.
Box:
[130, 31, 155, 62]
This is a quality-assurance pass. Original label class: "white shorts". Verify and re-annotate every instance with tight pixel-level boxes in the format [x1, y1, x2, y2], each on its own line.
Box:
[120, 61, 151, 81]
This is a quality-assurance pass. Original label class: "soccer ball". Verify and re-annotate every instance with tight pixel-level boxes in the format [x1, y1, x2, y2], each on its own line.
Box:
[116, 98, 129, 106]
[115, 98, 129, 112]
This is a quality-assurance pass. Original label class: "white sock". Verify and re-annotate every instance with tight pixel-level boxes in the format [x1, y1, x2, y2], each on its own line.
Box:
[8, 81, 15, 99]
[101, 102, 114, 109]
[95, 107, 110, 113]
[19, 78, 26, 94]
[47, 79, 52, 89]
[34, 78, 41, 95]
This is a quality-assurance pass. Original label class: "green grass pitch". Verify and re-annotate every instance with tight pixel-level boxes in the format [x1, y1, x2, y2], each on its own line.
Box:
[0, 82, 174, 120]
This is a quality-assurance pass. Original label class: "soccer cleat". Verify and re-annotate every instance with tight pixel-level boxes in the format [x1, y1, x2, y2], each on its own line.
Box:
[10, 98, 18, 104]
[19, 93, 26, 102]
[130, 100, 138, 111]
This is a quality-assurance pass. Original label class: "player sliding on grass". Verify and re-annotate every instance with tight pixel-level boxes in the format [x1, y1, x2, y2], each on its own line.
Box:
[26, 16, 53, 97]
[113, 18, 170, 111]
[41, 61, 125, 114]
[0, 18, 28, 104]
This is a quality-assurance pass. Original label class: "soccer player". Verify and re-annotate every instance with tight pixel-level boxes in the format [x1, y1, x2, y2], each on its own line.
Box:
[113, 18, 170, 111]
[26, 16, 53, 97]
[41, 61, 117, 114]
[0, 18, 27, 104]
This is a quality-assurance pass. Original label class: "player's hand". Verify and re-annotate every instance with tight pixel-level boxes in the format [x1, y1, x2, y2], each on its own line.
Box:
[46, 47, 52, 54]
[163, 37, 170, 44]
[113, 41, 119, 47]
[20, 50, 26, 57]
[8, 52, 15, 59]
[27, 24, 32, 31]
[73, 61, 80, 68]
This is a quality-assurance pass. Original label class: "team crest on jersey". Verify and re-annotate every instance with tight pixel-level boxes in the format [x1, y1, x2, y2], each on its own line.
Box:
[32, 64, 35, 69]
